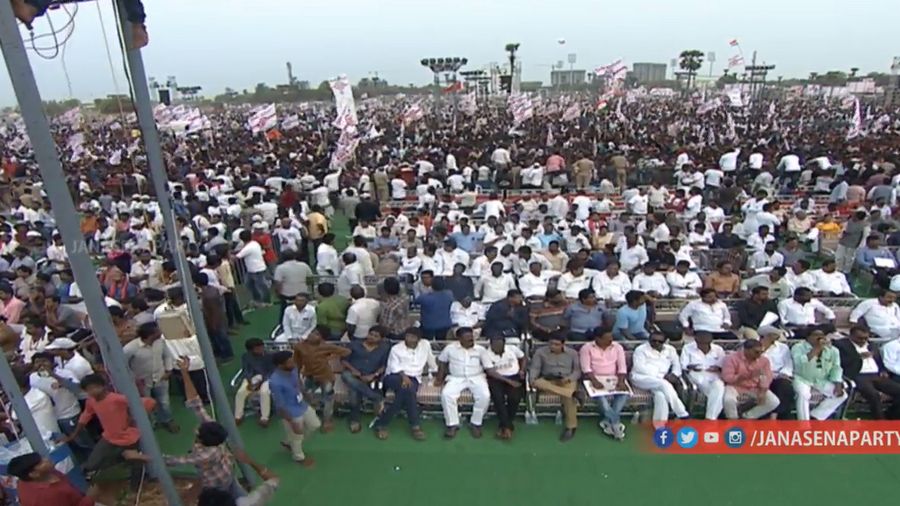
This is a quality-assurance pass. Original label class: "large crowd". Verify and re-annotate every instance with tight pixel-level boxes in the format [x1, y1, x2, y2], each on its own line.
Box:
[1, 88, 900, 505]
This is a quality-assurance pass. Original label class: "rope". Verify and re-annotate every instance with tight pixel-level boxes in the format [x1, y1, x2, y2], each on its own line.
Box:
[95, 0, 127, 122]
[27, 2, 77, 59]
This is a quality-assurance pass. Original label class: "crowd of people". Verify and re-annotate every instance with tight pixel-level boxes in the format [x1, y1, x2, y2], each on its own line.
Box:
[1, 88, 900, 504]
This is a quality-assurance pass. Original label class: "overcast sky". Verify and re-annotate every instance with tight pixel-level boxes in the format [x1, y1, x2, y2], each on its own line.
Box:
[0, 0, 896, 106]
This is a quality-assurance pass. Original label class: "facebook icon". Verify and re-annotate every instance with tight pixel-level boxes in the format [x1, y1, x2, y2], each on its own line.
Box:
[653, 427, 674, 449]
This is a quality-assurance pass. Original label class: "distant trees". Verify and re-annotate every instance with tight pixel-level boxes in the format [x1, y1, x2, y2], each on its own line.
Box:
[42, 98, 82, 116]
[678, 50, 705, 89]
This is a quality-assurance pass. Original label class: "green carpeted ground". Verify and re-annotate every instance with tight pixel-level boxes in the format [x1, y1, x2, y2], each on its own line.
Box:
[151, 213, 899, 505]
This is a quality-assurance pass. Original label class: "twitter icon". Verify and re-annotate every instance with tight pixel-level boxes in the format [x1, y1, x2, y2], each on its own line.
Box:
[676, 426, 698, 449]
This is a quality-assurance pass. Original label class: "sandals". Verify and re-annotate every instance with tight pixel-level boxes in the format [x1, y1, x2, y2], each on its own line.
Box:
[349, 422, 362, 433]
[411, 428, 426, 441]
[375, 429, 389, 440]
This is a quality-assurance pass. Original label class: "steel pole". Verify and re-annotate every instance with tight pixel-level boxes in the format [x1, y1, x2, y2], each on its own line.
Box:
[114, 0, 255, 484]
[0, 3, 182, 504]
[0, 357, 48, 457]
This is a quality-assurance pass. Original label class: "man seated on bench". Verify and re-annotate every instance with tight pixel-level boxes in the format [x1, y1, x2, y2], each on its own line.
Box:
[435, 327, 490, 439]
[679, 288, 735, 340]
[234, 338, 274, 427]
[371, 328, 436, 441]
[835, 326, 900, 419]
[778, 287, 837, 340]
[721, 340, 780, 420]
[791, 330, 848, 420]
[681, 332, 726, 420]
[530, 332, 582, 442]
[849, 290, 900, 340]
[630, 332, 689, 425]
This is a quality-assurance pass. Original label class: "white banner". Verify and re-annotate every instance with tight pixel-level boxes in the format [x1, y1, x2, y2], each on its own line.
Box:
[329, 75, 358, 131]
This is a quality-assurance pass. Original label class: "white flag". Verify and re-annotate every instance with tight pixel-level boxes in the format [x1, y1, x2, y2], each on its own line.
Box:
[847, 97, 862, 140]
[459, 93, 477, 116]
[402, 103, 425, 125]
[696, 98, 721, 115]
[247, 104, 277, 134]
[545, 125, 555, 147]
[109, 149, 122, 166]
[282, 115, 301, 131]
[508, 94, 534, 126]
[725, 89, 744, 107]
[594, 59, 627, 81]
[329, 75, 358, 131]
[561, 103, 581, 122]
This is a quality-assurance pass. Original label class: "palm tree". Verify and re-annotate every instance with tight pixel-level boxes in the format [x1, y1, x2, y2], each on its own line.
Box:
[850, 67, 859, 79]
[809, 72, 818, 82]
[678, 50, 705, 89]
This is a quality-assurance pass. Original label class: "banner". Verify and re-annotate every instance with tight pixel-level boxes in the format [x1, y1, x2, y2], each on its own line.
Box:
[696, 98, 721, 115]
[282, 115, 301, 131]
[247, 104, 277, 134]
[847, 97, 862, 139]
[402, 103, 425, 125]
[594, 58, 627, 81]
[725, 89, 744, 107]
[508, 94, 534, 125]
[329, 75, 358, 131]
[647, 420, 900, 455]
[561, 103, 581, 121]
[459, 93, 477, 116]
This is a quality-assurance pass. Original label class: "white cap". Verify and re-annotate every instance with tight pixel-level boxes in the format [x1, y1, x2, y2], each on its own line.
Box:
[45, 338, 78, 350]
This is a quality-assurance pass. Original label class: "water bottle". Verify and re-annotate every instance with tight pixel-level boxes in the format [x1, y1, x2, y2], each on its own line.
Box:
[554, 410, 563, 426]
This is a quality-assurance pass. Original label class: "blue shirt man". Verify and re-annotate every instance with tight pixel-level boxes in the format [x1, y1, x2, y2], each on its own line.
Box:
[416, 281, 455, 338]
[450, 229, 484, 253]
[269, 366, 308, 419]
[613, 303, 649, 340]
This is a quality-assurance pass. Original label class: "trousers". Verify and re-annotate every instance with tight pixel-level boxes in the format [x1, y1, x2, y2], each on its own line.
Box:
[374, 374, 421, 429]
[83, 439, 143, 491]
[246, 271, 270, 303]
[139, 380, 173, 425]
[793, 380, 847, 421]
[724, 386, 780, 419]
[689, 374, 725, 420]
[532, 378, 579, 429]
[304, 378, 335, 421]
[441, 376, 490, 427]
[630, 374, 688, 421]
[234, 380, 271, 421]
[596, 394, 629, 425]
[769, 376, 795, 419]
[854, 374, 900, 419]
[281, 408, 322, 462]
[340, 371, 384, 423]
[487, 377, 524, 430]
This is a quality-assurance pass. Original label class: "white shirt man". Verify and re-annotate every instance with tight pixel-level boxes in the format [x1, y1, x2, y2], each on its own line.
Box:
[705, 168, 725, 188]
[719, 149, 740, 172]
[517, 270, 558, 298]
[881, 338, 900, 376]
[629, 341, 689, 421]
[236, 240, 267, 274]
[778, 297, 836, 326]
[666, 270, 702, 298]
[680, 340, 726, 420]
[19, 387, 59, 436]
[748, 250, 784, 273]
[746, 233, 776, 253]
[390, 178, 408, 200]
[627, 193, 649, 215]
[316, 242, 340, 276]
[778, 154, 802, 173]
[619, 244, 649, 273]
[850, 298, 900, 339]
[633, 270, 670, 297]
[811, 268, 853, 295]
[572, 194, 592, 221]
[131, 258, 164, 290]
[438, 340, 491, 429]
[437, 247, 470, 276]
[680, 299, 732, 333]
[346, 297, 381, 339]
[481, 344, 524, 377]
[30, 368, 81, 424]
[450, 301, 483, 328]
[491, 147, 511, 166]
[278, 302, 317, 342]
[749, 152, 764, 170]
[556, 270, 593, 299]
[785, 267, 818, 291]
[337, 262, 366, 298]
[385, 338, 438, 381]
[476, 272, 516, 304]
[273, 226, 303, 253]
[594, 270, 632, 303]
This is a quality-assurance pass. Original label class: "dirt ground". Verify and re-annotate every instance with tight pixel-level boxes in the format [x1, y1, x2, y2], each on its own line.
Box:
[94, 478, 200, 506]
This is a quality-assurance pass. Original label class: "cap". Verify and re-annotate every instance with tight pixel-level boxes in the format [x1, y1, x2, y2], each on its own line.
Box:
[45, 338, 78, 350]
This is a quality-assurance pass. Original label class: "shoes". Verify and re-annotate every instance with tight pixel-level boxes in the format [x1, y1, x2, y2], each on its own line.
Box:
[560, 428, 576, 442]
[599, 420, 615, 437]
[444, 426, 459, 439]
[469, 425, 482, 439]
[614, 423, 626, 440]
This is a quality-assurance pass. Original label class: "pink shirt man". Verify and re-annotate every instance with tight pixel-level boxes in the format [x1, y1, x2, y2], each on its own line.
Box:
[721, 350, 773, 393]
[579, 341, 627, 377]
[1, 296, 25, 324]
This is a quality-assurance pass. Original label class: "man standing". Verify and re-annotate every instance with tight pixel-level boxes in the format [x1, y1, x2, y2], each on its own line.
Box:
[123, 322, 178, 433]
[579, 329, 629, 440]
[435, 327, 491, 439]
[681, 332, 726, 420]
[835, 326, 900, 419]
[269, 351, 320, 467]
[530, 334, 582, 441]
[273, 250, 313, 316]
[791, 330, 848, 420]
[835, 211, 866, 273]
[7, 452, 99, 506]
[346, 286, 381, 340]
[235, 230, 270, 306]
[340, 326, 390, 433]
[630, 332, 689, 423]
[372, 328, 436, 441]
[482, 334, 526, 440]
[722, 340, 780, 419]
[292, 327, 351, 432]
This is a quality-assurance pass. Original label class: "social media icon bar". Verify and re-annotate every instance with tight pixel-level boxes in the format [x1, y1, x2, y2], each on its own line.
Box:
[725, 427, 745, 448]
[703, 432, 720, 444]
[676, 426, 698, 449]
[654, 427, 674, 449]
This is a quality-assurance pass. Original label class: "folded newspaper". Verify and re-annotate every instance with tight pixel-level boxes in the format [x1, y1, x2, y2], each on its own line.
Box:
[583, 375, 633, 398]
